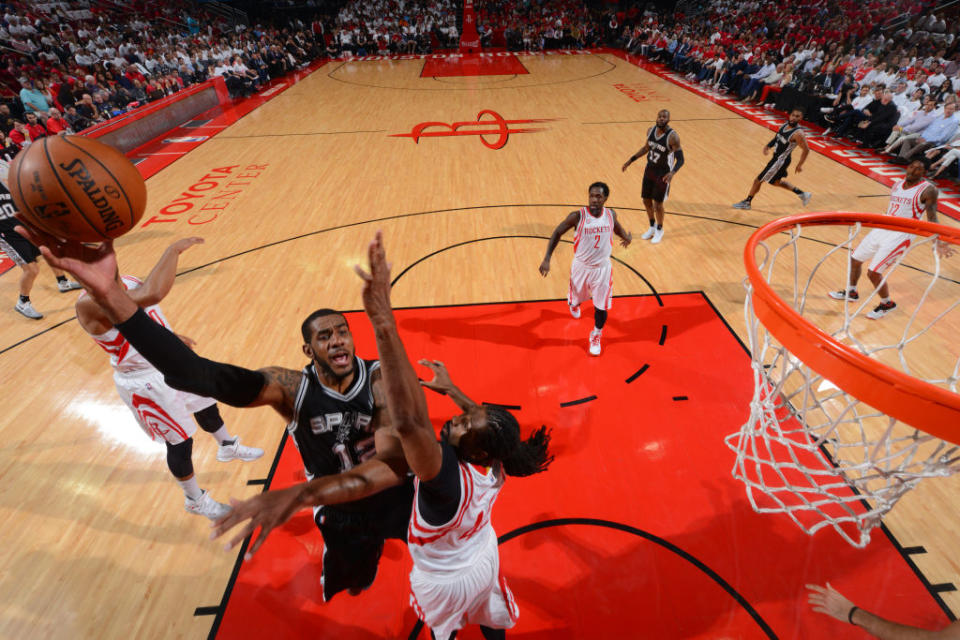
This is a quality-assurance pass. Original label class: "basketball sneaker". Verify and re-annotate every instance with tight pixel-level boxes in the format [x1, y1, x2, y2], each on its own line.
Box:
[641, 226, 656, 240]
[569, 303, 580, 319]
[651, 228, 664, 244]
[185, 491, 231, 520]
[589, 329, 602, 356]
[217, 437, 265, 462]
[732, 199, 751, 210]
[15, 299, 42, 319]
[866, 301, 897, 319]
[800, 192, 812, 207]
[828, 289, 859, 301]
[57, 279, 82, 293]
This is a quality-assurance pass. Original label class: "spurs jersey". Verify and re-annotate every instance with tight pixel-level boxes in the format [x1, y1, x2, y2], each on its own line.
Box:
[886, 178, 932, 220]
[770, 122, 800, 160]
[645, 125, 675, 174]
[408, 459, 504, 574]
[85, 276, 173, 374]
[0, 175, 19, 232]
[572, 207, 614, 267]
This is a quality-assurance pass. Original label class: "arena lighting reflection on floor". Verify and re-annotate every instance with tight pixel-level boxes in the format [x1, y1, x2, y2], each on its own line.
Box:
[67, 398, 165, 455]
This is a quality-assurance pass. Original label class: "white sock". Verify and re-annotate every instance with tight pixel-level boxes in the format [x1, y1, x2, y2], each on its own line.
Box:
[881, 297, 891, 304]
[210, 427, 234, 446]
[178, 476, 203, 500]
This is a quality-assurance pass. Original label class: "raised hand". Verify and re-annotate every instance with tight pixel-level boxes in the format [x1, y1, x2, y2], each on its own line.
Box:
[806, 583, 855, 623]
[353, 230, 394, 326]
[15, 224, 119, 300]
[210, 486, 304, 560]
[171, 237, 204, 253]
[418, 359, 453, 393]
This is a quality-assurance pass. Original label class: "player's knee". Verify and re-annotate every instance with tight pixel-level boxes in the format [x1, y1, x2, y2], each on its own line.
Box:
[165, 438, 195, 479]
[194, 404, 224, 433]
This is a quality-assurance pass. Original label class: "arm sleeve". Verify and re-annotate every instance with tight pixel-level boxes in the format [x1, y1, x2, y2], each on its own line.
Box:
[115, 308, 267, 407]
[416, 442, 462, 526]
[672, 149, 684, 171]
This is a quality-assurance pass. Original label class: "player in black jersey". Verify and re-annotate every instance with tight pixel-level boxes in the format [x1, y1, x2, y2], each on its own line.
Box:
[0, 161, 81, 319]
[622, 109, 684, 244]
[732, 107, 812, 210]
[16, 223, 413, 602]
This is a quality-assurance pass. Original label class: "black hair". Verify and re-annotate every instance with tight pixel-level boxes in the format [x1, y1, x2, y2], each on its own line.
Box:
[589, 181, 610, 198]
[300, 308, 346, 342]
[790, 106, 805, 116]
[477, 407, 553, 477]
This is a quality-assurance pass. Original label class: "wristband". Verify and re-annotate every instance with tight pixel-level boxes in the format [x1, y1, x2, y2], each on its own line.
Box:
[848, 606, 859, 625]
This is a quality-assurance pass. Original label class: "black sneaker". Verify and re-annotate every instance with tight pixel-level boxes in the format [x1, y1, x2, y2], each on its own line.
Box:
[828, 289, 858, 301]
[866, 301, 896, 319]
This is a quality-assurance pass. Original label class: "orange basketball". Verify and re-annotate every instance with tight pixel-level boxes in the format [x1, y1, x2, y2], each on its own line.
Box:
[8, 135, 146, 242]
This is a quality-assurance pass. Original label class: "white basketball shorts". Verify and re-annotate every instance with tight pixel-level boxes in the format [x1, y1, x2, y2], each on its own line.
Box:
[852, 228, 913, 274]
[568, 259, 613, 311]
[113, 368, 216, 444]
[409, 537, 518, 639]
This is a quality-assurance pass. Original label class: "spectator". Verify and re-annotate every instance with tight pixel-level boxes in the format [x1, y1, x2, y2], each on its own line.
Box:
[8, 120, 30, 150]
[892, 101, 960, 163]
[44, 107, 71, 135]
[852, 90, 900, 148]
[23, 112, 46, 141]
[20, 81, 50, 121]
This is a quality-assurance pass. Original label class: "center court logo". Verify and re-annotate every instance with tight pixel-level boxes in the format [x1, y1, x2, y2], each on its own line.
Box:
[391, 110, 555, 150]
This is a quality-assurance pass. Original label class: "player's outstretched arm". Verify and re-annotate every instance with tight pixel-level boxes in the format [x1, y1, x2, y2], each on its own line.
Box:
[15, 225, 299, 416]
[539, 210, 580, 276]
[132, 237, 204, 307]
[794, 131, 809, 172]
[622, 143, 650, 171]
[212, 428, 408, 559]
[807, 583, 960, 639]
[355, 231, 443, 481]
[921, 185, 955, 258]
[612, 210, 632, 248]
[418, 359, 477, 411]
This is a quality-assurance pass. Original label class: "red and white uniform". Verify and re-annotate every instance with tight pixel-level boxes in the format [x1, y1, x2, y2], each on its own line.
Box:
[407, 463, 518, 639]
[83, 275, 215, 444]
[853, 179, 932, 273]
[568, 206, 615, 311]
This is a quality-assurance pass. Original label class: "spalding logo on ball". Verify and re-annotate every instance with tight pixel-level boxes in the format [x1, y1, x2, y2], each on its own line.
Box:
[8, 135, 146, 242]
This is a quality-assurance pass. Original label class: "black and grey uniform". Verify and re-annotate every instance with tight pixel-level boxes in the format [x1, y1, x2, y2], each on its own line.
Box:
[757, 122, 801, 183]
[287, 356, 414, 602]
[641, 125, 675, 202]
[0, 179, 39, 266]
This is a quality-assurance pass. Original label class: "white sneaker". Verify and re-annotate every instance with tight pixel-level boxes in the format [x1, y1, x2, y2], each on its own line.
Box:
[568, 303, 581, 319]
[651, 228, 664, 244]
[641, 226, 656, 240]
[800, 192, 812, 207]
[589, 329, 602, 356]
[865, 301, 897, 319]
[732, 199, 751, 210]
[217, 437, 265, 462]
[185, 490, 231, 520]
[828, 289, 859, 301]
[57, 279, 82, 292]
[15, 300, 42, 319]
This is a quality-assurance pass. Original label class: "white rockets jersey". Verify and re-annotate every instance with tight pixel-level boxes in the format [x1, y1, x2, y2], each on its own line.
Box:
[887, 178, 932, 220]
[83, 275, 172, 374]
[572, 207, 614, 267]
[408, 461, 504, 575]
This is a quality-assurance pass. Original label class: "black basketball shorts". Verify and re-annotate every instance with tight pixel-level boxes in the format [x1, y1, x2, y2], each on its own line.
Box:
[757, 154, 791, 184]
[0, 225, 40, 265]
[641, 170, 670, 202]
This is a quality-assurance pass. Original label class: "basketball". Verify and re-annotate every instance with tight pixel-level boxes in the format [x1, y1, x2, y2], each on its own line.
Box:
[8, 135, 147, 242]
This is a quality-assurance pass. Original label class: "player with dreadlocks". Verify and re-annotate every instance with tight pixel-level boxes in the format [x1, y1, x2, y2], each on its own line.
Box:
[212, 231, 553, 639]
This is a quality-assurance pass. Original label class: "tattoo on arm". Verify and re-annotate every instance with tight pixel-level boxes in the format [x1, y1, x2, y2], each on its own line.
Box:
[258, 366, 302, 416]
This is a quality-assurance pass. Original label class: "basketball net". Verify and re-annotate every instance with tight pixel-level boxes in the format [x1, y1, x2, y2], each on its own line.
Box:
[728, 212, 960, 548]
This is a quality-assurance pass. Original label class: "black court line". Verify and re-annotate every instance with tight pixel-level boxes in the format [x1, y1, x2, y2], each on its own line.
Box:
[213, 129, 387, 139]
[246, 479, 267, 486]
[658, 324, 668, 346]
[194, 606, 219, 616]
[933, 583, 958, 593]
[904, 546, 928, 555]
[5, 202, 958, 357]
[857, 194, 892, 198]
[673, 395, 688, 401]
[431, 74, 519, 84]
[560, 395, 597, 408]
[389, 235, 662, 306]
[583, 116, 742, 125]
[625, 364, 650, 383]
[482, 401, 523, 410]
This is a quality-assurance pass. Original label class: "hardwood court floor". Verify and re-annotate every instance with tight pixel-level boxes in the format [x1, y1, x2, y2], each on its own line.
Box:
[0, 51, 958, 638]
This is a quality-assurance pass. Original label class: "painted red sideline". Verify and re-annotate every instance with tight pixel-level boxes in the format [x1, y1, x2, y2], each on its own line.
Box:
[604, 48, 960, 224]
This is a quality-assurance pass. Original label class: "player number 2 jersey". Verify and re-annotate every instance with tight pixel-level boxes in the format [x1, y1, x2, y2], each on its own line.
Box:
[886, 178, 931, 220]
[86, 276, 172, 374]
[572, 207, 614, 267]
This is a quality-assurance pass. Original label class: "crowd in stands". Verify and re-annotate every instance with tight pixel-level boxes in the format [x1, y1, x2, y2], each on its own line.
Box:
[5, 0, 960, 180]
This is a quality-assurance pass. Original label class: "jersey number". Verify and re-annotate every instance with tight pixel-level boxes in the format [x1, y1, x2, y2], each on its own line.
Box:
[594, 234, 601, 248]
[649, 150, 661, 163]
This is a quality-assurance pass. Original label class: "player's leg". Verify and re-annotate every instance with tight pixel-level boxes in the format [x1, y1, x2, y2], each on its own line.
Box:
[733, 178, 763, 209]
[568, 262, 588, 319]
[317, 507, 384, 601]
[188, 400, 264, 462]
[46, 261, 81, 292]
[770, 178, 812, 206]
[829, 257, 864, 300]
[640, 197, 657, 240]
[651, 198, 666, 243]
[588, 264, 612, 356]
[480, 628, 506, 640]
[862, 234, 910, 318]
[1, 230, 44, 318]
